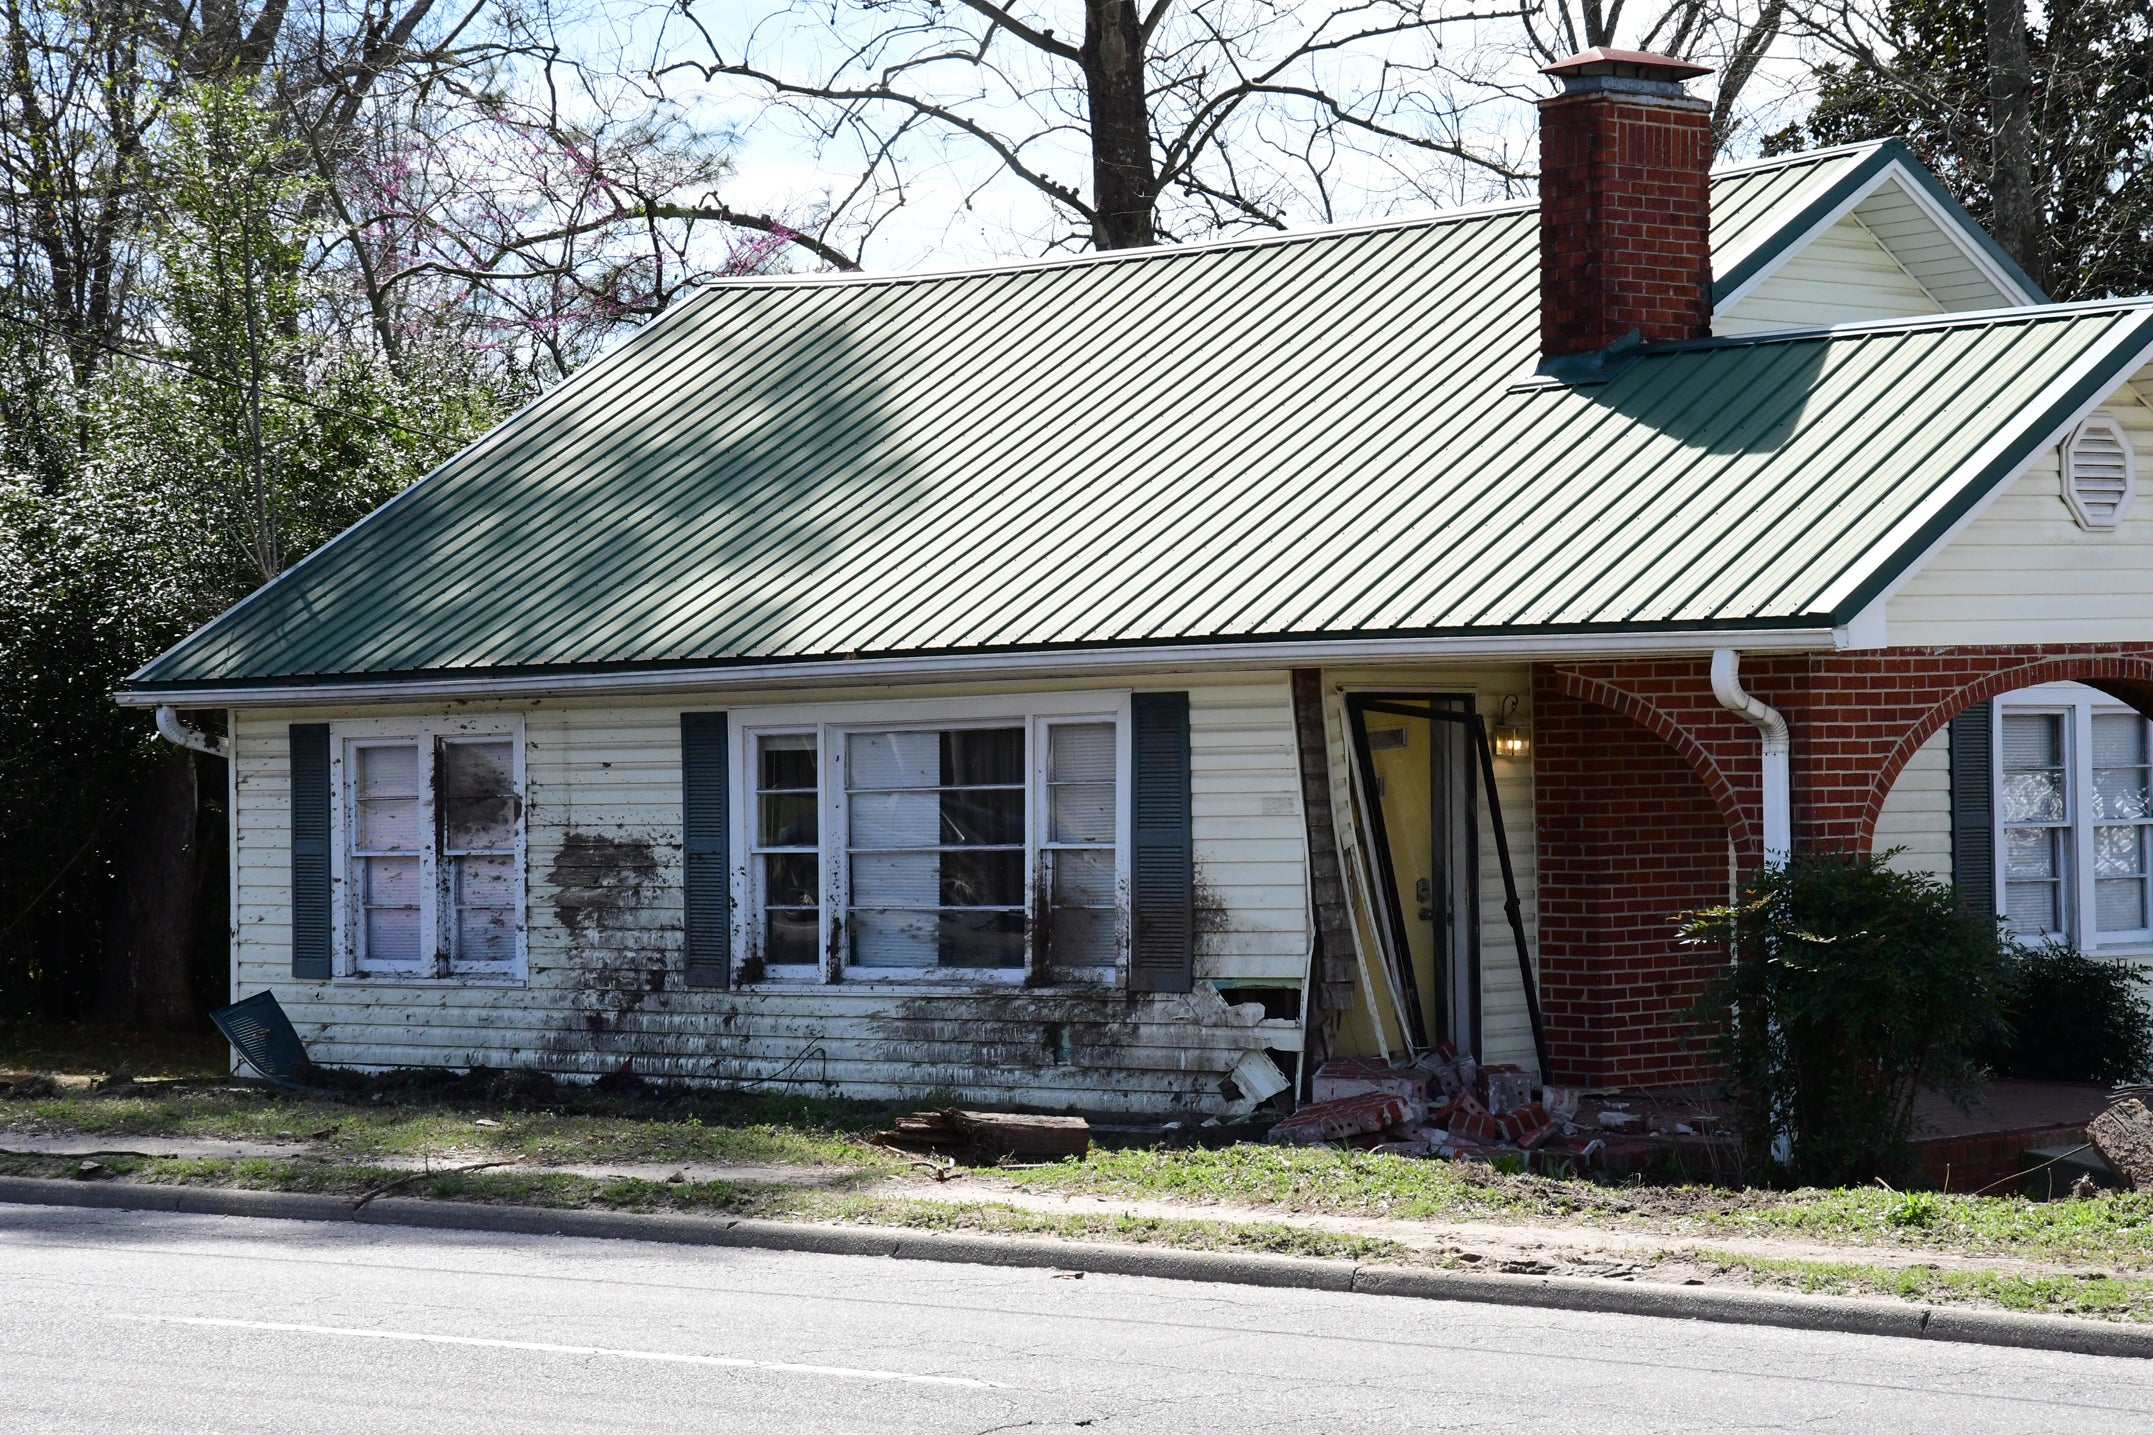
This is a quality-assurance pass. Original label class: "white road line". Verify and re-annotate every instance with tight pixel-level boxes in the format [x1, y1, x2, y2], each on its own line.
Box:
[112, 1314, 1000, 1388]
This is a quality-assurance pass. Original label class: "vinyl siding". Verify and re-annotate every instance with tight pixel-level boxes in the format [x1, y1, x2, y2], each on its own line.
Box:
[1319, 665, 1540, 1077]
[1873, 727, 1952, 880]
[1714, 211, 1944, 336]
[228, 676, 1308, 1113]
[1887, 391, 2153, 645]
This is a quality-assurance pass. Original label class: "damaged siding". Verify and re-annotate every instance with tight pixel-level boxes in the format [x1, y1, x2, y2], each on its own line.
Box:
[227, 677, 1307, 1113]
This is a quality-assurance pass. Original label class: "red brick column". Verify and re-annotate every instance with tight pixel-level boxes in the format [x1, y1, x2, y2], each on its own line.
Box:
[1533, 670, 1731, 1087]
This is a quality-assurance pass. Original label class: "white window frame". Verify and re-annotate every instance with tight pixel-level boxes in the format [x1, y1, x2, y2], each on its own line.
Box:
[327, 713, 527, 984]
[1993, 685, 2153, 952]
[730, 691, 1132, 989]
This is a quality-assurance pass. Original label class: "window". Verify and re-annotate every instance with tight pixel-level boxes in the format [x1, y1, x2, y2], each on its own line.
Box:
[1994, 689, 2153, 947]
[334, 718, 524, 980]
[736, 697, 1127, 983]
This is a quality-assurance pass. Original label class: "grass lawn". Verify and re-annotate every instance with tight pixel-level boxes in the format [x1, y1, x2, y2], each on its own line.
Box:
[6, 1042, 2150, 1320]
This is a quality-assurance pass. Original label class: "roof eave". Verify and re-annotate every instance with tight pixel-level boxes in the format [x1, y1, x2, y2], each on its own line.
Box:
[115, 620, 1849, 710]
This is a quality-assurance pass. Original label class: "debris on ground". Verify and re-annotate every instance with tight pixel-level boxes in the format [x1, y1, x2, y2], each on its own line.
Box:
[1283, 1053, 1735, 1175]
[1268, 1090, 1423, 1145]
[2088, 1097, 2153, 1191]
[871, 1109, 1092, 1161]
[0, 1075, 58, 1100]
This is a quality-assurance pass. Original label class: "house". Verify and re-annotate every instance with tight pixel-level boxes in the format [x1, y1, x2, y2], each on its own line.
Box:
[123, 51, 2153, 1113]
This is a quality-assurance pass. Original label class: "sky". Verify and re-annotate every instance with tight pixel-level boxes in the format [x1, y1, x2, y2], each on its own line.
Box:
[568, 1, 1823, 274]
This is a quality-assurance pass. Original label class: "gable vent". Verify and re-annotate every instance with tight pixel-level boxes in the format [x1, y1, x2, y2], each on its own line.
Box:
[2063, 416, 2135, 531]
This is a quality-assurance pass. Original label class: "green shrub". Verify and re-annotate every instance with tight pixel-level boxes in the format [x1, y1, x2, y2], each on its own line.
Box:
[1679, 850, 2012, 1187]
[1987, 942, 2153, 1084]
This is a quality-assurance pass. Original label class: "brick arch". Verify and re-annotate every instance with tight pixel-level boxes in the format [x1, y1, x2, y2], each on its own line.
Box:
[1857, 656, 2153, 849]
[1555, 670, 1752, 854]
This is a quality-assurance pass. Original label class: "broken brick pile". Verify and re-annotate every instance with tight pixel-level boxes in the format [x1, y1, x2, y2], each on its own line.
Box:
[1270, 1050, 1730, 1175]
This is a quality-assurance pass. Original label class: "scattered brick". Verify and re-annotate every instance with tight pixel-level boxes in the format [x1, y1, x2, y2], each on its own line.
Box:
[1311, 1057, 1430, 1105]
[1477, 1063, 1532, 1116]
[1268, 1091, 1423, 1145]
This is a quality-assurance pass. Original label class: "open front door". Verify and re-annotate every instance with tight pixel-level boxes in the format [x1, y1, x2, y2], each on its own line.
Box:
[1346, 694, 1481, 1059]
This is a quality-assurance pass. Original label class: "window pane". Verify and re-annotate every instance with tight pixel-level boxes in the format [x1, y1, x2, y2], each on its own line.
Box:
[1051, 847, 1116, 907]
[2093, 713, 2148, 769]
[759, 792, 819, 846]
[2097, 880, 2147, 933]
[1049, 722, 1117, 844]
[760, 734, 816, 791]
[940, 789, 1024, 845]
[2005, 824, 2060, 880]
[940, 849, 1024, 906]
[362, 855, 421, 963]
[1047, 909, 1116, 969]
[355, 743, 424, 850]
[443, 740, 518, 850]
[942, 728, 1023, 786]
[847, 730, 940, 789]
[765, 909, 819, 965]
[763, 852, 817, 907]
[851, 851, 939, 906]
[2000, 714, 2066, 823]
[849, 790, 939, 847]
[357, 743, 419, 797]
[2006, 880, 2061, 935]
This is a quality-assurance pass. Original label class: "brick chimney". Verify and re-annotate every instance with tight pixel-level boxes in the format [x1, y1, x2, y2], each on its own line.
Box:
[1538, 49, 1714, 366]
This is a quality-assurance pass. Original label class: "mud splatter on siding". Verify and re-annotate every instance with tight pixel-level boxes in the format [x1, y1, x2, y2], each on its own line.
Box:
[547, 832, 661, 936]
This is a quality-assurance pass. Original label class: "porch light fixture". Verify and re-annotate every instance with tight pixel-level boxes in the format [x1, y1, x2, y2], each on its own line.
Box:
[1492, 695, 1530, 760]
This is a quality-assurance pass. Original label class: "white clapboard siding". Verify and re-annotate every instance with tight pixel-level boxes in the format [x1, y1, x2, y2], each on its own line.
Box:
[228, 675, 1307, 1113]
[1888, 394, 2153, 644]
[1716, 210, 1944, 336]
[1318, 664, 1541, 1076]
[1873, 727, 1952, 880]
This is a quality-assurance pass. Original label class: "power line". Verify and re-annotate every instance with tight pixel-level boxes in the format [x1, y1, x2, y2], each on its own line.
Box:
[4, 311, 461, 444]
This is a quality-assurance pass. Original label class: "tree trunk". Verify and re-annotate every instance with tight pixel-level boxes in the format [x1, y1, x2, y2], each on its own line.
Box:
[100, 746, 203, 1029]
[1082, 0, 1157, 249]
[1985, 0, 2043, 285]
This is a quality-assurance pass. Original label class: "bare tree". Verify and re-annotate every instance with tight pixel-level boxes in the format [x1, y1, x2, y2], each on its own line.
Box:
[662, 0, 1552, 258]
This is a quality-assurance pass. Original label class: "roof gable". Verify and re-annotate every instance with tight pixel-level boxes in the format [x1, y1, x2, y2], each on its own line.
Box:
[1713, 140, 2044, 319]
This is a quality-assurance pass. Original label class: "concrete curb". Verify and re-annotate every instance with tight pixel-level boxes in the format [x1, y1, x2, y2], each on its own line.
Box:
[4, 1176, 2148, 1360]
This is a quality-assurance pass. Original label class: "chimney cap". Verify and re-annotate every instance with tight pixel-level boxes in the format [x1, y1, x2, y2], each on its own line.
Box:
[1542, 48, 1712, 94]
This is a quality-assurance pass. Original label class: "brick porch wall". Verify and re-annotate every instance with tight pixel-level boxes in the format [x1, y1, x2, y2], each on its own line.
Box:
[1531, 643, 2153, 1087]
[1533, 674, 1728, 1087]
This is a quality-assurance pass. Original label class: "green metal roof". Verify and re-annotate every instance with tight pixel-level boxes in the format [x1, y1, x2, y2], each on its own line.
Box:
[128, 160, 2143, 694]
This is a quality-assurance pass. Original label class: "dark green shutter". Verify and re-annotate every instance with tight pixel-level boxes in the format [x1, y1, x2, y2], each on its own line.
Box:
[1950, 702, 1995, 918]
[289, 724, 332, 980]
[1130, 692, 1194, 994]
[681, 712, 731, 988]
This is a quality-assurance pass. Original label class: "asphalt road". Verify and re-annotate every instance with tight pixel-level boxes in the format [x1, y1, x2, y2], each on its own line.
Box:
[3, 1203, 2150, 1434]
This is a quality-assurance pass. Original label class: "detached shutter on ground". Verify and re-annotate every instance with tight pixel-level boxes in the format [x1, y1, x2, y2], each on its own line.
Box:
[1129, 692, 1194, 994]
[289, 723, 332, 980]
[1950, 702, 1995, 918]
[681, 712, 731, 988]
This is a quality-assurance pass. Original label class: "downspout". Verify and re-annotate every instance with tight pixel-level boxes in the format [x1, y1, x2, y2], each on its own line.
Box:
[1711, 650, 1790, 864]
[1711, 648, 1795, 1166]
[155, 704, 229, 759]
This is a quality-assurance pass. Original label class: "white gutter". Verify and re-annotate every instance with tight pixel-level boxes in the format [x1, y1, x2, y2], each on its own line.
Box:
[155, 705, 229, 758]
[114, 625, 1845, 710]
[1711, 649, 1791, 864]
